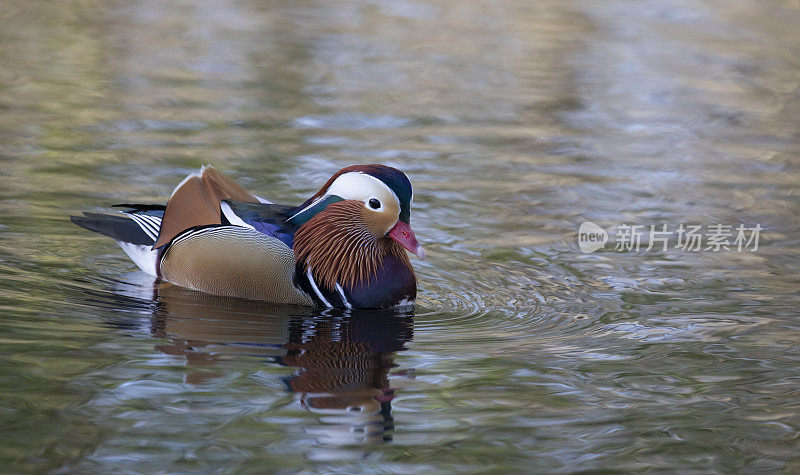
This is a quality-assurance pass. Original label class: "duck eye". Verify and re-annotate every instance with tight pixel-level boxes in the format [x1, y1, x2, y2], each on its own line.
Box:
[368, 198, 381, 209]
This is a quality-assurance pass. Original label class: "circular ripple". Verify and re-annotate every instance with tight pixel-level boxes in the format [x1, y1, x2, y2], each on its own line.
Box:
[413, 250, 605, 341]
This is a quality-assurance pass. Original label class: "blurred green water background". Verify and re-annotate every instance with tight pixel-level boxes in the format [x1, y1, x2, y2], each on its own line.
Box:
[1, 0, 800, 472]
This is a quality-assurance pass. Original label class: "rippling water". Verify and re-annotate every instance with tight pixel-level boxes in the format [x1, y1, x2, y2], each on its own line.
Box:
[2, 0, 800, 471]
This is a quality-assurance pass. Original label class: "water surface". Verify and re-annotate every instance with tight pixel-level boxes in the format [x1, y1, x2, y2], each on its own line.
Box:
[2, 0, 800, 472]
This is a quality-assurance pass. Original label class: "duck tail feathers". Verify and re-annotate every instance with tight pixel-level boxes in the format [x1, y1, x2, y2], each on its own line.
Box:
[71, 212, 160, 276]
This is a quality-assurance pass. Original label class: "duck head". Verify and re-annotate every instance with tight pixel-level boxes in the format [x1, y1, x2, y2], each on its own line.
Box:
[290, 164, 424, 294]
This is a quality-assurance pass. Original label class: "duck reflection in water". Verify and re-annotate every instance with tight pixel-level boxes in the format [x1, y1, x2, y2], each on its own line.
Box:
[148, 284, 414, 445]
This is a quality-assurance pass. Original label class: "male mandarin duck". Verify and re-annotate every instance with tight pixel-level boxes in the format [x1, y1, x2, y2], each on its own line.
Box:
[71, 164, 425, 309]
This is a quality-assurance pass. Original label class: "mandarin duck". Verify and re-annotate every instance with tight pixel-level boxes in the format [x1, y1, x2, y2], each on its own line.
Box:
[71, 164, 425, 309]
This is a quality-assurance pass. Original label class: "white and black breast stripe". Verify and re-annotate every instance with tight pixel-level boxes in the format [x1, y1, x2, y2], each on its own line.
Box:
[126, 213, 162, 242]
[301, 263, 357, 309]
[334, 283, 352, 309]
[305, 268, 333, 308]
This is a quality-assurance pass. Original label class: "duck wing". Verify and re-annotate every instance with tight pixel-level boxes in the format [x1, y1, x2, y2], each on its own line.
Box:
[153, 166, 263, 248]
[220, 200, 297, 247]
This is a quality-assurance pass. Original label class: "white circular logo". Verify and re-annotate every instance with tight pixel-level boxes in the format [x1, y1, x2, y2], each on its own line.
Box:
[578, 221, 608, 253]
